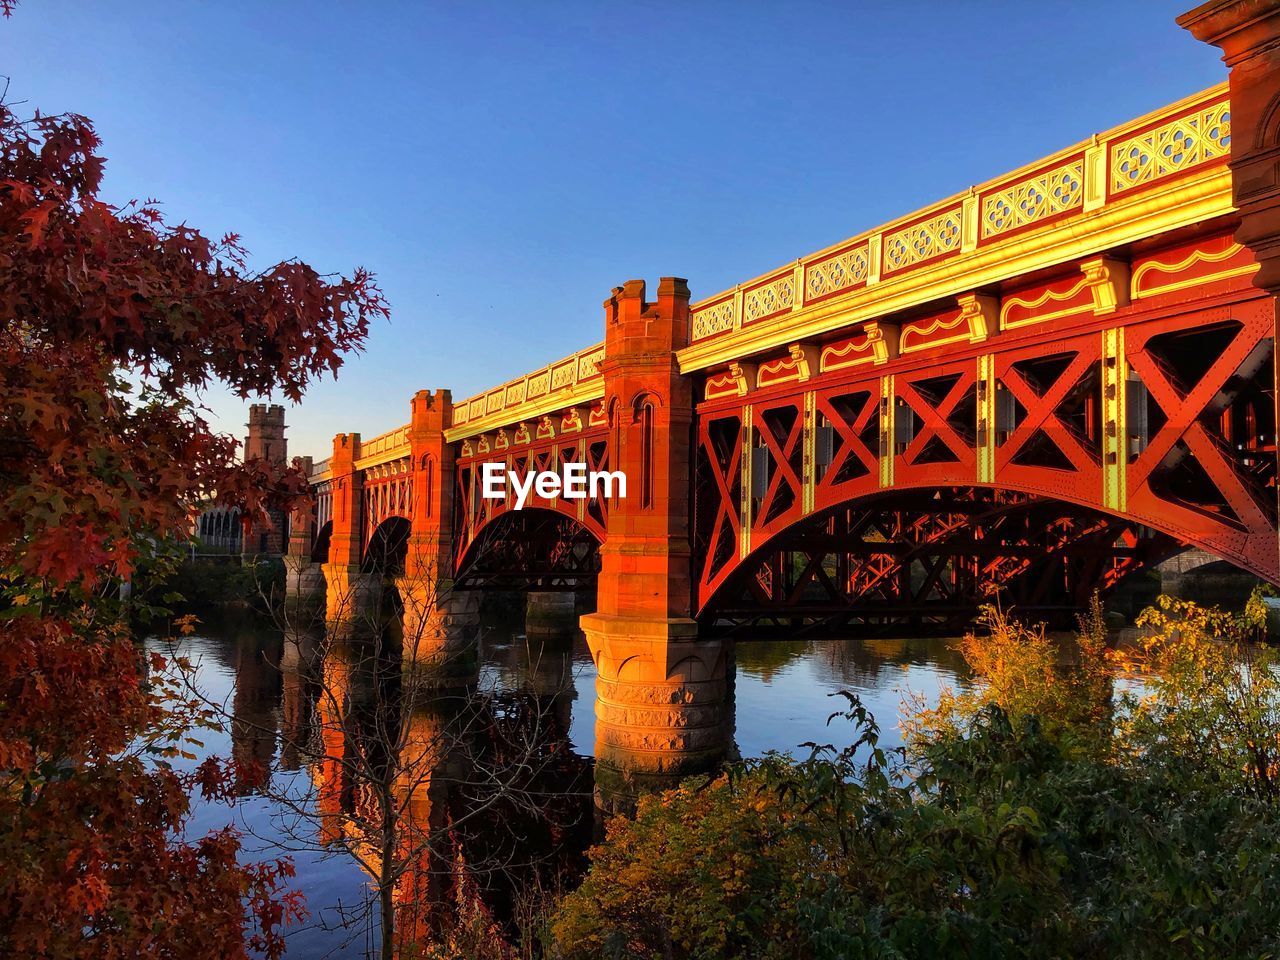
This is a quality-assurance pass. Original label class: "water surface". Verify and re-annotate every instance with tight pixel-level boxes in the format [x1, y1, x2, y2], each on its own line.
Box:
[156, 607, 973, 957]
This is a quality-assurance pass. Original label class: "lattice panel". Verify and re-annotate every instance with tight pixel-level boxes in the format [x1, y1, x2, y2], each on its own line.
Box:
[551, 362, 576, 390]
[694, 412, 746, 602]
[981, 159, 1083, 239]
[993, 341, 1102, 506]
[743, 274, 796, 324]
[451, 432, 610, 575]
[1110, 99, 1230, 194]
[360, 468, 413, 553]
[578, 347, 604, 379]
[1124, 304, 1276, 576]
[882, 208, 963, 275]
[806, 244, 870, 300]
[692, 298, 736, 341]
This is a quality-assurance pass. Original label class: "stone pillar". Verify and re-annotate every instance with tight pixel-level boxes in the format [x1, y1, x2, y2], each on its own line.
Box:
[285, 554, 325, 606]
[1181, 1, 1280, 557]
[396, 389, 479, 685]
[285, 454, 326, 607]
[322, 432, 379, 633]
[525, 590, 578, 640]
[580, 278, 731, 813]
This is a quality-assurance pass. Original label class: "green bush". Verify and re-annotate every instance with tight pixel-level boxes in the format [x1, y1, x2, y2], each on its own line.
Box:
[139, 555, 284, 611]
[548, 595, 1280, 959]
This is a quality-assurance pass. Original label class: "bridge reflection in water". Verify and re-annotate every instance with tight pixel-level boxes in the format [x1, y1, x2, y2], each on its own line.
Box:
[171, 605, 972, 956]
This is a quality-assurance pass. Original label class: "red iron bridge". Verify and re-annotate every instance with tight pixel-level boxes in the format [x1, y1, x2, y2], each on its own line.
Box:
[281, 1, 1280, 793]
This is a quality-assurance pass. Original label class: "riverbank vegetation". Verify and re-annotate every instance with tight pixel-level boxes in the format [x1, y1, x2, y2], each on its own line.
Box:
[546, 593, 1280, 960]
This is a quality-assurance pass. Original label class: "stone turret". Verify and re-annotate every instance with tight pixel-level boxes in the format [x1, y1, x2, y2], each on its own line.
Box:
[243, 403, 289, 556]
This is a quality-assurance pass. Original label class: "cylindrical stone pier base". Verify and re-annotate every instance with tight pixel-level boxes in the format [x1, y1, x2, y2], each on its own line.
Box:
[320, 562, 380, 637]
[284, 555, 325, 608]
[580, 612, 731, 817]
[525, 590, 578, 641]
[396, 578, 480, 687]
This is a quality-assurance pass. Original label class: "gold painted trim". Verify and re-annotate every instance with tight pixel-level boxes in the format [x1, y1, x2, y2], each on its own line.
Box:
[976, 355, 996, 484]
[802, 391, 816, 516]
[445, 379, 604, 442]
[1130, 242, 1257, 299]
[1101, 328, 1127, 513]
[900, 313, 968, 351]
[999, 276, 1091, 330]
[879, 376, 894, 489]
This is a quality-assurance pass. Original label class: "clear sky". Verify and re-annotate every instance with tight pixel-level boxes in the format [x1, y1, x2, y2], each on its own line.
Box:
[4, 1, 1226, 458]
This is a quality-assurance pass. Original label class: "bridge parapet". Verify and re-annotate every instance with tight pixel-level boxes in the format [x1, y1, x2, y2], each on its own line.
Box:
[353, 424, 412, 471]
[446, 341, 605, 440]
[681, 83, 1233, 369]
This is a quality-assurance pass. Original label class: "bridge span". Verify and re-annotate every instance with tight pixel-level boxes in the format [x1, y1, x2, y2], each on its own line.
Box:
[284, 5, 1280, 797]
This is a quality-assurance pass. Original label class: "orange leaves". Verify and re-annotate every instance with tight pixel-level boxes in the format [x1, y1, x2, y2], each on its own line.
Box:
[0, 95, 362, 956]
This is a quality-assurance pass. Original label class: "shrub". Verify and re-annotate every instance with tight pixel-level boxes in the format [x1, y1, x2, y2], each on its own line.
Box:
[548, 595, 1280, 959]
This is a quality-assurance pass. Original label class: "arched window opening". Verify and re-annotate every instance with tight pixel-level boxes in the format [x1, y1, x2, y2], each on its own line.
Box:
[638, 399, 655, 510]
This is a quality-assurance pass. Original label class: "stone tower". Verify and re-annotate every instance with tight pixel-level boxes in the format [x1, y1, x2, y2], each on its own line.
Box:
[244, 403, 289, 555]
[245, 403, 287, 465]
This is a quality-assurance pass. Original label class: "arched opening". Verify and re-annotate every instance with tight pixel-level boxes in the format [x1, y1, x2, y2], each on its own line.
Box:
[634, 396, 656, 510]
[310, 520, 333, 564]
[454, 509, 601, 593]
[699, 486, 1184, 639]
[362, 516, 412, 576]
[199, 506, 242, 552]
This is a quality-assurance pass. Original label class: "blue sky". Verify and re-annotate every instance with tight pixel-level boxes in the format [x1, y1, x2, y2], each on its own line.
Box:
[4, 1, 1225, 457]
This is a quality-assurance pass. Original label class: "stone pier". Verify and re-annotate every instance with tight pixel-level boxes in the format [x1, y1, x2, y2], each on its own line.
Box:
[399, 389, 479, 686]
[525, 590, 578, 640]
[580, 278, 731, 813]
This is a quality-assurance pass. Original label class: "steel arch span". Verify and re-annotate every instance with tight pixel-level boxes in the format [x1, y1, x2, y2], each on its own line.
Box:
[453, 509, 602, 593]
[699, 487, 1181, 637]
[693, 293, 1278, 613]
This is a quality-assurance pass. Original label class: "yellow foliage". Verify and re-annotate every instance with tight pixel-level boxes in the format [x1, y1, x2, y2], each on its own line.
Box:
[906, 596, 1113, 756]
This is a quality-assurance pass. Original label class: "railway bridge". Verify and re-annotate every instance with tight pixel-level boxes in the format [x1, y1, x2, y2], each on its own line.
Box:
[285, 3, 1280, 793]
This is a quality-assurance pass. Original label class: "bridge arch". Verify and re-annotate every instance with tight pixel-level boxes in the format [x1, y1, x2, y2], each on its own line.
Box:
[310, 520, 332, 564]
[454, 507, 602, 593]
[362, 515, 412, 575]
[695, 297, 1278, 617]
[698, 484, 1185, 636]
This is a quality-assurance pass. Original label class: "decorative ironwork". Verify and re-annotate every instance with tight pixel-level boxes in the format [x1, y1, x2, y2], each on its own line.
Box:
[981, 159, 1084, 239]
[353, 425, 411, 470]
[1110, 98, 1230, 194]
[450, 341, 606, 438]
[743, 273, 795, 324]
[692, 297, 736, 341]
[806, 244, 870, 301]
[882, 208, 963, 275]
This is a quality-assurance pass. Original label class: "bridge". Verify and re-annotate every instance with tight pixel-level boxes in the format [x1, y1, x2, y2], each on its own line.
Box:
[282, 3, 1280, 798]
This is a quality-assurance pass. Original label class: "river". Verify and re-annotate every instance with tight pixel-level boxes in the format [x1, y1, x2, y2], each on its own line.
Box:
[151, 602, 975, 958]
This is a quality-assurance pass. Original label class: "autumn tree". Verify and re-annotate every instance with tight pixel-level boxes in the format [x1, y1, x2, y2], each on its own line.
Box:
[0, 89, 388, 958]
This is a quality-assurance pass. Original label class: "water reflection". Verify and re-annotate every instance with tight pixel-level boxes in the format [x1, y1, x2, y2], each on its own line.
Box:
[162, 609, 971, 957]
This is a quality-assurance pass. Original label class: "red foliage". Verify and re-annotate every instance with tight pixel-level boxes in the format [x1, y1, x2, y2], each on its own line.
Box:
[0, 93, 387, 956]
